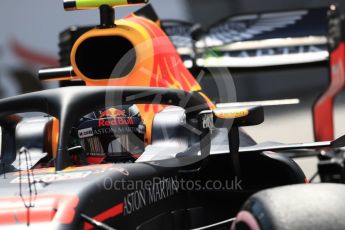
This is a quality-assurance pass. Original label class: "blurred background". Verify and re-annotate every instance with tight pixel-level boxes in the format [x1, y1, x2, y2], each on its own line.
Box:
[1, 0, 345, 177]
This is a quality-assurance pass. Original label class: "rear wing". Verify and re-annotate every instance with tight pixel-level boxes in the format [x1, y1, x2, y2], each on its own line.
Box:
[161, 7, 329, 68]
[162, 5, 345, 143]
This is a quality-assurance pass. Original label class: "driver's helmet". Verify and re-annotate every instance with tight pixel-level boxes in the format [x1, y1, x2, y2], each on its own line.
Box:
[76, 105, 145, 164]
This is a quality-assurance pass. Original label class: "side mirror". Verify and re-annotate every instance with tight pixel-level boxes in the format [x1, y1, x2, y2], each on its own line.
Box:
[0, 115, 21, 173]
[199, 105, 264, 179]
[213, 105, 264, 128]
[199, 105, 264, 130]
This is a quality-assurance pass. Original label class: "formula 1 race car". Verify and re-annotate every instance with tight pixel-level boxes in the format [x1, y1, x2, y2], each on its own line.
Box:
[1, 1, 345, 230]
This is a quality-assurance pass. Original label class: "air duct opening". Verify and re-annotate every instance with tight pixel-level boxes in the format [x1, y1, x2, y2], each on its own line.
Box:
[75, 36, 136, 79]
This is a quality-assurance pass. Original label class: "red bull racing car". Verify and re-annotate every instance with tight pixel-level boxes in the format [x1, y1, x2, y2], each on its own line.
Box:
[1, 1, 345, 229]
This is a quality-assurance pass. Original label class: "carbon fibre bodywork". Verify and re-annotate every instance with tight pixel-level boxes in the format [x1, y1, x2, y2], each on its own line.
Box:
[0, 90, 305, 229]
[0, 134, 305, 229]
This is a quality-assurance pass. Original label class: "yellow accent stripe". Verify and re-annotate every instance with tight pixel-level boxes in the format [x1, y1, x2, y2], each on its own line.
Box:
[75, 0, 147, 9]
[214, 108, 249, 119]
